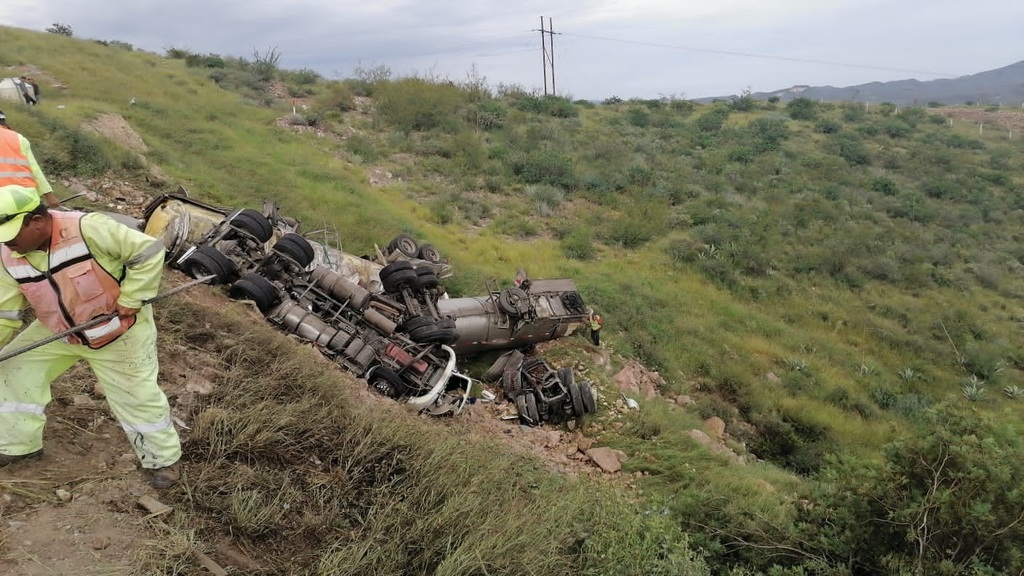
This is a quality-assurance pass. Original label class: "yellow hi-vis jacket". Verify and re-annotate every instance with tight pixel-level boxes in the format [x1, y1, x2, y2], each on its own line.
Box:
[0, 128, 53, 198]
[0, 212, 165, 347]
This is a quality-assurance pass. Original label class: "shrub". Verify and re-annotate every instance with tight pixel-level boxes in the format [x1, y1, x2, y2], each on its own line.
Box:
[786, 98, 817, 121]
[185, 53, 226, 69]
[626, 106, 652, 128]
[560, 229, 596, 260]
[509, 149, 576, 189]
[526, 184, 565, 216]
[814, 118, 842, 134]
[870, 176, 898, 195]
[376, 77, 464, 133]
[828, 132, 871, 165]
[474, 100, 506, 130]
[879, 117, 913, 138]
[46, 22, 73, 36]
[694, 107, 730, 133]
[35, 120, 113, 177]
[749, 115, 789, 152]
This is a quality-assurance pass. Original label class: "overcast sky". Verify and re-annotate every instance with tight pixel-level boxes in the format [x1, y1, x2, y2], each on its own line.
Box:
[2, 1, 1020, 100]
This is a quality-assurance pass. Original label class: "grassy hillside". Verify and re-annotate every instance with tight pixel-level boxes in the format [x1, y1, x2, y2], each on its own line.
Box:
[4, 24, 1024, 575]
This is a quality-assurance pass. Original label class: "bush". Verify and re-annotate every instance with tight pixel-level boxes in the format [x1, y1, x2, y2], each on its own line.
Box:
[626, 106, 652, 128]
[786, 98, 817, 121]
[749, 115, 789, 152]
[870, 176, 898, 195]
[828, 132, 871, 165]
[694, 107, 730, 133]
[526, 184, 565, 216]
[560, 229, 596, 260]
[474, 100, 506, 130]
[376, 77, 464, 133]
[509, 149, 576, 189]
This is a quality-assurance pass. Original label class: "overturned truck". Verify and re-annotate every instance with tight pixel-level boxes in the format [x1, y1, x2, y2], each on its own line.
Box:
[141, 192, 597, 422]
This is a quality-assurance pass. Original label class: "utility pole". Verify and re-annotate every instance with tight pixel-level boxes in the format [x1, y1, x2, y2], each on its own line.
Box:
[536, 16, 558, 96]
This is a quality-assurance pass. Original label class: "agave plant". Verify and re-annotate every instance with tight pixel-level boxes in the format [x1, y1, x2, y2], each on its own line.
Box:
[784, 357, 808, 372]
[962, 376, 985, 401]
[1003, 385, 1024, 399]
[898, 367, 920, 382]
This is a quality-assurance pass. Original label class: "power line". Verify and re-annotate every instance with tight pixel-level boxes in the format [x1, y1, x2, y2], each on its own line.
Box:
[559, 31, 958, 78]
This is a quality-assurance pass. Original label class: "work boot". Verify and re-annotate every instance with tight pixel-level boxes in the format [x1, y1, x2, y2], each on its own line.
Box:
[0, 449, 43, 467]
[150, 462, 180, 490]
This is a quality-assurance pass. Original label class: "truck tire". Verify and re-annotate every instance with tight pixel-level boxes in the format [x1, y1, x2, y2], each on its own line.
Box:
[380, 261, 417, 293]
[368, 366, 406, 399]
[228, 209, 273, 243]
[516, 393, 540, 426]
[580, 381, 597, 414]
[415, 268, 439, 291]
[498, 287, 529, 317]
[417, 243, 442, 264]
[229, 273, 280, 314]
[387, 234, 419, 258]
[273, 233, 314, 267]
[180, 245, 237, 284]
[399, 315, 435, 334]
[559, 367, 586, 418]
[483, 350, 525, 383]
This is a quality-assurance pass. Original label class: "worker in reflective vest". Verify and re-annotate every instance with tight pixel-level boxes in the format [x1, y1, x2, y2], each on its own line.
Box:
[589, 310, 603, 347]
[0, 185, 181, 489]
[0, 111, 59, 208]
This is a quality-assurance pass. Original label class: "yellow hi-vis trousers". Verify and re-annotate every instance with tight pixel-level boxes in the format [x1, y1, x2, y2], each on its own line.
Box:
[0, 306, 181, 469]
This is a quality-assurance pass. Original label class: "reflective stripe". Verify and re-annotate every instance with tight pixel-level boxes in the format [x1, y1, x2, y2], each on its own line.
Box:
[0, 309, 24, 320]
[125, 240, 164, 267]
[0, 158, 31, 165]
[0, 170, 32, 178]
[49, 241, 90, 267]
[4, 264, 41, 280]
[120, 413, 173, 435]
[82, 316, 121, 340]
[0, 401, 46, 416]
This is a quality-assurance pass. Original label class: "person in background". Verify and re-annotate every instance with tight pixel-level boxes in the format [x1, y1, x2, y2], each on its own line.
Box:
[589, 309, 603, 347]
[0, 185, 182, 489]
[25, 77, 40, 105]
[0, 111, 59, 208]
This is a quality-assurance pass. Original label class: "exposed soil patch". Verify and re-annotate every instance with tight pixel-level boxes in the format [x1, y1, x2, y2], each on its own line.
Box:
[929, 106, 1024, 133]
[81, 113, 147, 153]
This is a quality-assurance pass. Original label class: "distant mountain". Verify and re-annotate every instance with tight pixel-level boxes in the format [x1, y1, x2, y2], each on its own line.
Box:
[702, 60, 1024, 106]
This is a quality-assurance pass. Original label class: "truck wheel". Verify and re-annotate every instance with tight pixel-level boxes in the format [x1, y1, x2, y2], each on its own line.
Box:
[502, 368, 525, 398]
[484, 350, 525, 383]
[180, 245, 237, 284]
[515, 394, 540, 426]
[417, 243, 442, 264]
[229, 209, 273, 243]
[380, 261, 417, 293]
[273, 233, 314, 267]
[368, 366, 406, 399]
[522, 393, 541, 425]
[398, 315, 435, 334]
[388, 234, 419, 258]
[498, 287, 529, 317]
[415, 268, 439, 291]
[229, 273, 280, 314]
[559, 367, 586, 418]
[580, 381, 598, 414]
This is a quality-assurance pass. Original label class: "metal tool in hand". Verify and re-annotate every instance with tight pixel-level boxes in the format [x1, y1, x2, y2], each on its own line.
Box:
[0, 274, 217, 363]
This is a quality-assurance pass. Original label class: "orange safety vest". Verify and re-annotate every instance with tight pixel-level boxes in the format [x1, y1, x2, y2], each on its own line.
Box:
[0, 129, 37, 189]
[1, 211, 134, 348]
